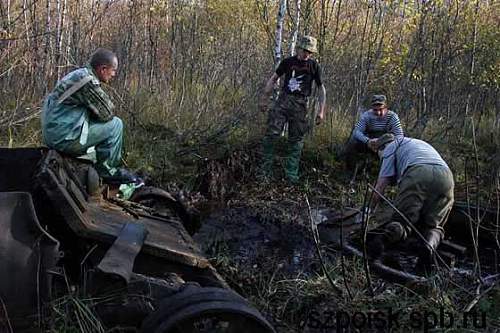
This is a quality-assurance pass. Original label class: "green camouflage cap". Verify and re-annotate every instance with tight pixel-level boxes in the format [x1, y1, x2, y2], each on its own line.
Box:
[371, 94, 387, 106]
[298, 36, 318, 53]
[375, 133, 395, 151]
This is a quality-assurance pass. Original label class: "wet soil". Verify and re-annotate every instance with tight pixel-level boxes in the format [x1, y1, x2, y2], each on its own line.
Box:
[188, 150, 500, 332]
[194, 195, 500, 290]
[194, 204, 318, 281]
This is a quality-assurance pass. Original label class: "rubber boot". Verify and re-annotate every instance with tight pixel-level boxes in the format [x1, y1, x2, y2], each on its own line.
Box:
[368, 222, 406, 261]
[285, 141, 304, 184]
[367, 234, 386, 261]
[384, 221, 407, 244]
[416, 228, 443, 274]
[259, 136, 275, 180]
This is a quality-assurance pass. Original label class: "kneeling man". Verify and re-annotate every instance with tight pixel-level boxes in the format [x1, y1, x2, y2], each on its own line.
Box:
[370, 134, 454, 268]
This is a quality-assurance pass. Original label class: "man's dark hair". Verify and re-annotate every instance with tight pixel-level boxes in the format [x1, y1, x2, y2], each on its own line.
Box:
[89, 48, 117, 68]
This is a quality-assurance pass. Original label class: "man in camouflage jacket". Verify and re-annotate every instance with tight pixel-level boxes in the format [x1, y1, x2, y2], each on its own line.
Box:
[42, 48, 134, 183]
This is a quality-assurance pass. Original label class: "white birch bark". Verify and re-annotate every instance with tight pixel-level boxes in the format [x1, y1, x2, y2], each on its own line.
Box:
[274, 0, 287, 136]
[6, 0, 11, 33]
[56, 0, 67, 79]
[288, 0, 301, 56]
[23, 0, 31, 48]
[44, 0, 53, 80]
[274, 0, 287, 66]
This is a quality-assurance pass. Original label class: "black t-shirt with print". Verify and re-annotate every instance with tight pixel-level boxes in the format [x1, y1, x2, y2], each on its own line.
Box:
[275, 56, 322, 97]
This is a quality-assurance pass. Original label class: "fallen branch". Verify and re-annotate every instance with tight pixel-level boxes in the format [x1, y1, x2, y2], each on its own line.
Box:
[360, 180, 374, 295]
[338, 195, 353, 300]
[463, 279, 499, 312]
[0, 295, 13, 333]
[340, 243, 427, 285]
[305, 195, 343, 296]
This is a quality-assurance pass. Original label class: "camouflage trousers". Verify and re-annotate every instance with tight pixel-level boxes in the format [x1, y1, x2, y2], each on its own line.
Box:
[390, 164, 454, 241]
[265, 93, 309, 142]
[261, 94, 309, 182]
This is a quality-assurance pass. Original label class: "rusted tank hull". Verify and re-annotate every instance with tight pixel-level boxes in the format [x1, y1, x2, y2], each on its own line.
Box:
[0, 148, 274, 332]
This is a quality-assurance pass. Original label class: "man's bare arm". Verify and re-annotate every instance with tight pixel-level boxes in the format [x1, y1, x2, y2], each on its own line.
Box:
[371, 176, 392, 209]
[316, 84, 326, 123]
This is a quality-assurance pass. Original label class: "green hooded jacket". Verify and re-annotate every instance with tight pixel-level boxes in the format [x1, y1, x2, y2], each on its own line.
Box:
[42, 65, 115, 148]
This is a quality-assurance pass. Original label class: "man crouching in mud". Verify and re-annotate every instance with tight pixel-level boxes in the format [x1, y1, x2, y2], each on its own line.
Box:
[368, 134, 455, 271]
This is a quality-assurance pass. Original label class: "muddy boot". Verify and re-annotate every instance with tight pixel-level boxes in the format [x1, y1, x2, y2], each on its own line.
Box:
[100, 167, 140, 185]
[416, 228, 443, 274]
[384, 221, 407, 243]
[285, 141, 304, 184]
[367, 234, 386, 261]
[259, 136, 275, 181]
[368, 222, 406, 261]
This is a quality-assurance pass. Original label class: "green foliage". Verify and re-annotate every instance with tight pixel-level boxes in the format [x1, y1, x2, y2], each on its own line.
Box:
[1, 2, 500, 331]
[49, 294, 105, 333]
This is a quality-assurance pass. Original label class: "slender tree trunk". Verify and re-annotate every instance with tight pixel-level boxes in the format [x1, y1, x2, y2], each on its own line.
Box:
[288, 0, 301, 56]
[6, 0, 11, 32]
[44, 0, 53, 86]
[353, 4, 370, 119]
[56, 0, 67, 79]
[23, 0, 31, 49]
[464, 0, 479, 119]
[274, 0, 287, 66]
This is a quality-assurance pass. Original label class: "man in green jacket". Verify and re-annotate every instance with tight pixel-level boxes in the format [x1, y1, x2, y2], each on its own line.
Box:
[42, 48, 136, 184]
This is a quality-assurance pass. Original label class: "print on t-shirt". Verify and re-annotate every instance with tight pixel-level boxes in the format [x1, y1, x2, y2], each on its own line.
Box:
[276, 56, 322, 97]
[288, 70, 304, 93]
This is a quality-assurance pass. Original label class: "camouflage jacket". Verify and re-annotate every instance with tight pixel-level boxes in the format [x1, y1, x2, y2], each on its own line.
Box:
[41, 65, 115, 147]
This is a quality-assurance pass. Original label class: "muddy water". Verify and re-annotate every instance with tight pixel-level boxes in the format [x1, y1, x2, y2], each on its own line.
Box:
[194, 201, 500, 287]
[194, 205, 318, 276]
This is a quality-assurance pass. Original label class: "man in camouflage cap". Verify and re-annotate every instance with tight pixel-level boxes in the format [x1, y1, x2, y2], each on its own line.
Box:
[258, 35, 326, 183]
[340, 94, 404, 169]
[42, 48, 136, 184]
[368, 136, 454, 270]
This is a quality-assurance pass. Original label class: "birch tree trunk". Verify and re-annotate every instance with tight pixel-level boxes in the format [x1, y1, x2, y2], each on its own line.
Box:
[44, 0, 53, 85]
[465, 0, 479, 119]
[56, 0, 67, 80]
[274, 0, 287, 136]
[23, 0, 31, 49]
[288, 0, 301, 56]
[6, 0, 11, 33]
[274, 0, 287, 66]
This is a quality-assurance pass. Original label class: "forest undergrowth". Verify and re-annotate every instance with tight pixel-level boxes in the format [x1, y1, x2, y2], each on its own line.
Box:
[1, 1, 499, 330]
[3, 108, 500, 332]
[186, 117, 500, 332]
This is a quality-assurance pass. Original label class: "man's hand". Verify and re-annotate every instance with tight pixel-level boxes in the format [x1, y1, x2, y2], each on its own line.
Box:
[315, 112, 325, 125]
[367, 138, 378, 152]
[260, 73, 279, 113]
